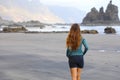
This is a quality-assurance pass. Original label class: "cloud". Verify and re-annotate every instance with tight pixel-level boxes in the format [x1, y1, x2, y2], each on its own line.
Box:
[0, 5, 64, 23]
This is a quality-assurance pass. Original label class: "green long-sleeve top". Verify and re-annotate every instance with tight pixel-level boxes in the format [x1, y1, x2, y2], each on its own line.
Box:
[66, 38, 88, 57]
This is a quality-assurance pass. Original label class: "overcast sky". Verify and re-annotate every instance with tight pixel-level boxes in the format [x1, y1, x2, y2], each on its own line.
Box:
[40, 0, 120, 12]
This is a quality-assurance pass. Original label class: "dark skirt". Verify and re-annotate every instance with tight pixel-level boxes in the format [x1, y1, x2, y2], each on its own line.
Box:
[68, 55, 84, 68]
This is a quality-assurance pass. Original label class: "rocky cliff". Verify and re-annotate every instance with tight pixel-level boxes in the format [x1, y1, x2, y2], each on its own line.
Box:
[81, 1, 120, 25]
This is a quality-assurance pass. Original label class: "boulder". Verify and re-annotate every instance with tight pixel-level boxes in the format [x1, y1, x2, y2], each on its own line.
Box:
[90, 30, 99, 34]
[81, 30, 98, 34]
[81, 30, 90, 34]
[104, 27, 116, 34]
[3, 26, 27, 32]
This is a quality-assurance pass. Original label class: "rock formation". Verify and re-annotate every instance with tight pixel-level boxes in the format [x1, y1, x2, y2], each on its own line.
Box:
[3, 26, 27, 32]
[81, 1, 120, 25]
[81, 30, 98, 34]
[104, 27, 116, 34]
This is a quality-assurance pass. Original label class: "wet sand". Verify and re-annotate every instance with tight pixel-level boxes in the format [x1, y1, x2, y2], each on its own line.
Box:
[0, 33, 120, 80]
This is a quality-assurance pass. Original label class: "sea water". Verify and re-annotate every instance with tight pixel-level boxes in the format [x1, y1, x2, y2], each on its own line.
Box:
[25, 25, 120, 35]
[1, 25, 120, 35]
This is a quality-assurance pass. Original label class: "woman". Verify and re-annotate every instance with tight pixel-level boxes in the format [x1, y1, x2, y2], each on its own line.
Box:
[66, 23, 88, 80]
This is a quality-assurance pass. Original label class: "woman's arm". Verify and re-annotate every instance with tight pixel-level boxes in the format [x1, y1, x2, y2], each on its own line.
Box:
[82, 39, 89, 55]
[66, 48, 70, 57]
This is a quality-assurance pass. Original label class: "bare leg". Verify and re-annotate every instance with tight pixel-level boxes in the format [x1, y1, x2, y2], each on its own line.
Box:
[77, 68, 82, 80]
[70, 68, 77, 80]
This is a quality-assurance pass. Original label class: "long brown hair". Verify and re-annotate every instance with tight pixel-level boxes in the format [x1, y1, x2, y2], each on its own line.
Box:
[66, 23, 82, 50]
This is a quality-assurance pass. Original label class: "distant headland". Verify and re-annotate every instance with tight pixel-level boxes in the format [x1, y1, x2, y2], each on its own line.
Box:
[81, 0, 120, 26]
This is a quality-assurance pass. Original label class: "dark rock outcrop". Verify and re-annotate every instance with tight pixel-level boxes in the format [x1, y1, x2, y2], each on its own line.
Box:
[104, 27, 116, 34]
[81, 1, 120, 25]
[3, 25, 27, 32]
[81, 30, 98, 34]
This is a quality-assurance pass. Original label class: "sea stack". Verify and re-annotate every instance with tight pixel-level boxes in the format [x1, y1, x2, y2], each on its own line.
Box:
[81, 0, 120, 26]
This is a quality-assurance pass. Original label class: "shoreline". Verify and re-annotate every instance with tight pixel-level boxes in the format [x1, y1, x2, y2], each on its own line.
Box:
[0, 31, 120, 35]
